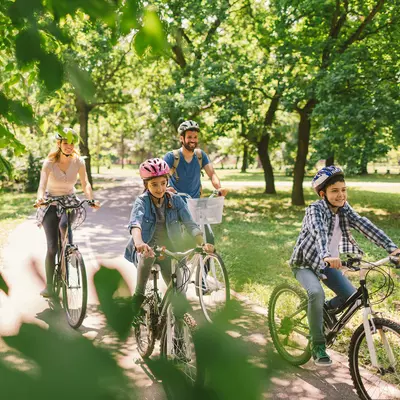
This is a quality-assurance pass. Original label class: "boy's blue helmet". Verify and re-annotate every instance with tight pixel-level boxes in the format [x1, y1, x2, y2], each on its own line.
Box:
[312, 165, 344, 195]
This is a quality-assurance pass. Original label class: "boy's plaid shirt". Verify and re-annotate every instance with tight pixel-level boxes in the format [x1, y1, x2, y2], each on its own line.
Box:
[290, 199, 397, 276]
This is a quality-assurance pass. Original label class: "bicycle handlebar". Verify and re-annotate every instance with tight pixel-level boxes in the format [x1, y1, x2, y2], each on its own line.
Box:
[322, 255, 400, 275]
[34, 198, 96, 210]
[154, 245, 205, 260]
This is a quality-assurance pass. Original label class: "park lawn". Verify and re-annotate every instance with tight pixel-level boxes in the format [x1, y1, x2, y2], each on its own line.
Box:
[210, 186, 400, 319]
[214, 168, 400, 183]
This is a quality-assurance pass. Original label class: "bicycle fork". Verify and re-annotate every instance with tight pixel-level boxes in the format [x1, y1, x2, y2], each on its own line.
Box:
[362, 307, 396, 372]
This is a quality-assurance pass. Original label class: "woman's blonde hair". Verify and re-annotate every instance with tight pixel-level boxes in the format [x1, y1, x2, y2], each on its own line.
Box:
[47, 139, 80, 162]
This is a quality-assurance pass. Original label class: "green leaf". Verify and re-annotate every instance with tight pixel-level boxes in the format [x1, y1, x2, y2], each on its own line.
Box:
[48, 0, 116, 26]
[120, 0, 141, 34]
[0, 154, 13, 181]
[134, 29, 148, 56]
[0, 92, 10, 115]
[39, 53, 64, 92]
[66, 63, 96, 103]
[9, 101, 34, 126]
[8, 74, 21, 87]
[141, 9, 166, 55]
[15, 28, 43, 65]
[5, 63, 14, 72]
[0, 124, 26, 155]
[7, 0, 43, 25]
[93, 267, 133, 340]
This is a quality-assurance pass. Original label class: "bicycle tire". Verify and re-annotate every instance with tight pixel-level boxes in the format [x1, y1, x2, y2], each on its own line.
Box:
[134, 295, 157, 358]
[62, 249, 87, 329]
[160, 310, 203, 387]
[268, 283, 311, 366]
[349, 317, 400, 400]
[195, 252, 230, 323]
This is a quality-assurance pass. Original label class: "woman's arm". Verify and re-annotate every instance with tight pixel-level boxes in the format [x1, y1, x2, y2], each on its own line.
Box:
[36, 163, 50, 203]
[78, 163, 94, 200]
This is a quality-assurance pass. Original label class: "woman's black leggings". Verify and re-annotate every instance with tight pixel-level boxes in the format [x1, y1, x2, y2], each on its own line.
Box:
[42, 206, 70, 286]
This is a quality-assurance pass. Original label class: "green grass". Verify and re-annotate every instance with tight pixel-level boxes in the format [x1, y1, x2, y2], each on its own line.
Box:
[209, 186, 400, 317]
[213, 168, 400, 183]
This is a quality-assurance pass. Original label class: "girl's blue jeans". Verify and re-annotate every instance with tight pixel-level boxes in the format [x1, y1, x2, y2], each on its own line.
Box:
[295, 267, 357, 345]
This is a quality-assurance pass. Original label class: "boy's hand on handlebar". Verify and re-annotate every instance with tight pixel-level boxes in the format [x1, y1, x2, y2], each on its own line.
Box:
[390, 248, 400, 256]
[135, 242, 155, 258]
[323, 257, 342, 269]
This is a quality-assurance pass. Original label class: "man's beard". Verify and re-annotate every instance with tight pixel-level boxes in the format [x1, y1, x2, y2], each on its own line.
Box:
[182, 141, 196, 152]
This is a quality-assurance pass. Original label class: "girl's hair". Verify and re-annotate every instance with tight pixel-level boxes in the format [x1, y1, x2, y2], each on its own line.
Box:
[142, 174, 169, 192]
[321, 174, 345, 193]
[47, 139, 80, 162]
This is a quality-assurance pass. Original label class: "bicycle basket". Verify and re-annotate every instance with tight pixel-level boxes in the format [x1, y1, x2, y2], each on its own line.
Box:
[187, 197, 224, 225]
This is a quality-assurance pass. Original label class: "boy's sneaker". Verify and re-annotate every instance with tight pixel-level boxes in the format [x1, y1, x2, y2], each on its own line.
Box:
[312, 344, 332, 366]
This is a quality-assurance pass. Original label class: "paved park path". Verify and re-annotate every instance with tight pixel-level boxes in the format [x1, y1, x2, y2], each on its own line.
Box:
[0, 177, 372, 399]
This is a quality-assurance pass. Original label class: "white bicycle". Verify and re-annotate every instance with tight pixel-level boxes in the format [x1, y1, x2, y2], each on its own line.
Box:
[180, 191, 230, 323]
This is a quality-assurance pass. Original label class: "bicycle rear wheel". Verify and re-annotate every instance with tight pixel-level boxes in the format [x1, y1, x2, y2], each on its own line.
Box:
[62, 249, 87, 329]
[349, 317, 400, 400]
[195, 252, 230, 323]
[160, 308, 202, 386]
[268, 283, 311, 365]
[134, 295, 157, 358]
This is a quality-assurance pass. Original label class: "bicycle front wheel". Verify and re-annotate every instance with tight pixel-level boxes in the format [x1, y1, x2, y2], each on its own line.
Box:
[195, 252, 230, 323]
[134, 296, 157, 358]
[62, 249, 88, 329]
[268, 283, 311, 366]
[160, 309, 202, 386]
[349, 317, 400, 400]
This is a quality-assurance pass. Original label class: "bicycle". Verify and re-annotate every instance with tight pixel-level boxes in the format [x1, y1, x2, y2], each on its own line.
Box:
[179, 190, 230, 323]
[268, 255, 400, 400]
[134, 245, 205, 385]
[35, 197, 95, 329]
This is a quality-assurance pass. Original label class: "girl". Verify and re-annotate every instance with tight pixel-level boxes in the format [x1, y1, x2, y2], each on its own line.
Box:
[35, 128, 99, 297]
[124, 158, 213, 316]
[290, 165, 400, 366]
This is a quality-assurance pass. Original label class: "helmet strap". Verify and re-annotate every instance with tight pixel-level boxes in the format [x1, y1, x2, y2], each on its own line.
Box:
[149, 191, 164, 206]
[59, 148, 73, 157]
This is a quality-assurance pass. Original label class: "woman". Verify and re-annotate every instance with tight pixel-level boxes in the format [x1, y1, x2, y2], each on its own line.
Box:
[35, 128, 99, 297]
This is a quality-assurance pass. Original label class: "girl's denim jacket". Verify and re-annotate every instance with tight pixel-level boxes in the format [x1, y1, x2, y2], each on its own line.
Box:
[124, 191, 202, 264]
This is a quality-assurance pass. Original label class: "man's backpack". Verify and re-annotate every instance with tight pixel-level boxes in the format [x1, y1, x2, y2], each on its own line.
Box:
[170, 148, 203, 182]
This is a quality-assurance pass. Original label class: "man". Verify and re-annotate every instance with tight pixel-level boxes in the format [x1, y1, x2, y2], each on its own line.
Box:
[163, 120, 228, 198]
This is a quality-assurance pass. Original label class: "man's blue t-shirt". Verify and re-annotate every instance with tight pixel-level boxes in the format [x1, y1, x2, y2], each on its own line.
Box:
[164, 149, 210, 198]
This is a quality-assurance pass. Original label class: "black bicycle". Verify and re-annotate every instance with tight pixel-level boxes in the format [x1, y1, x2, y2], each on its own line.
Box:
[268, 255, 400, 400]
[134, 245, 205, 386]
[36, 198, 95, 329]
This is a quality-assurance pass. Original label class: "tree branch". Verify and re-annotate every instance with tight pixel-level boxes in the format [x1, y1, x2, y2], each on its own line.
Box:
[339, 0, 385, 54]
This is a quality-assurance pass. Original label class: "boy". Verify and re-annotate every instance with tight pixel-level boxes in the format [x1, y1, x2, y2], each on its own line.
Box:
[290, 165, 400, 366]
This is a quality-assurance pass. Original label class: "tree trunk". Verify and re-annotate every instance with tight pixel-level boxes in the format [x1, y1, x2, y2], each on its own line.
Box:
[76, 96, 93, 187]
[255, 91, 280, 194]
[241, 143, 248, 173]
[292, 99, 316, 206]
[326, 155, 334, 166]
[120, 133, 125, 169]
[257, 134, 276, 194]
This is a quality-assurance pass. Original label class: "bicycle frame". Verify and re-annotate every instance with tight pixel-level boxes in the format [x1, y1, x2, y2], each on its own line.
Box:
[293, 256, 399, 371]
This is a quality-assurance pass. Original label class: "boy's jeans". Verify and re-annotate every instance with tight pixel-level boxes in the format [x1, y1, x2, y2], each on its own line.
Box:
[295, 267, 357, 345]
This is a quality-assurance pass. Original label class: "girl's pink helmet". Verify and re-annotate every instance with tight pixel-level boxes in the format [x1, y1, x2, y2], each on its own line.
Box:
[139, 158, 170, 180]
